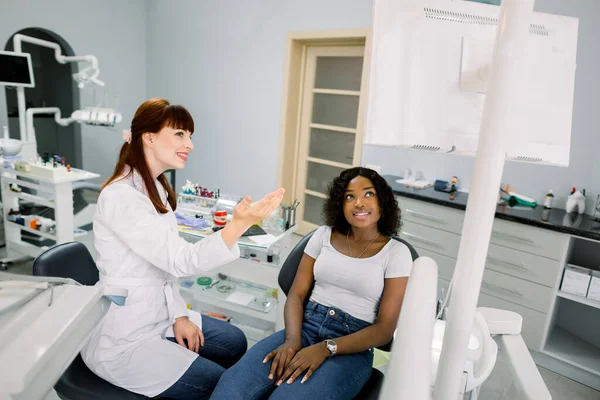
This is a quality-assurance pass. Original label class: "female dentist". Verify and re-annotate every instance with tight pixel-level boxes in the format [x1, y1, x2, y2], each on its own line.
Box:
[80, 98, 284, 399]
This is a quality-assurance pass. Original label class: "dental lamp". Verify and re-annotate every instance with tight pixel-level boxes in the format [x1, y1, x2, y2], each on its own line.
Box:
[6, 34, 122, 160]
[366, 0, 577, 398]
[24, 107, 122, 148]
[72, 65, 105, 89]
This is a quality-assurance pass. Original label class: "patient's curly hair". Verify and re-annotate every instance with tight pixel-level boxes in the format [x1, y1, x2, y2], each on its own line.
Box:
[323, 167, 401, 237]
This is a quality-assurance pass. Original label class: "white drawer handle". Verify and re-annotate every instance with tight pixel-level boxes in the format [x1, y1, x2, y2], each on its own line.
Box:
[492, 230, 535, 245]
[401, 231, 440, 246]
[487, 256, 529, 272]
[406, 209, 445, 222]
[481, 282, 523, 298]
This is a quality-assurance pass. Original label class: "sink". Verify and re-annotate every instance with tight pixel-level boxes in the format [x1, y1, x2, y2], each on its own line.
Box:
[0, 138, 23, 156]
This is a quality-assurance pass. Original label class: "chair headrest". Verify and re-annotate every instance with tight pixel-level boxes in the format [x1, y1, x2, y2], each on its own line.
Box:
[33, 242, 99, 286]
[277, 230, 315, 296]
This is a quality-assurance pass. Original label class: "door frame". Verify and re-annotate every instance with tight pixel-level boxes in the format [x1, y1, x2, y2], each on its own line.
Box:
[276, 29, 371, 232]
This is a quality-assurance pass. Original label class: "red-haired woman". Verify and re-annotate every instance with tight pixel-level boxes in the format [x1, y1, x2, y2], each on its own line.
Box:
[80, 99, 284, 399]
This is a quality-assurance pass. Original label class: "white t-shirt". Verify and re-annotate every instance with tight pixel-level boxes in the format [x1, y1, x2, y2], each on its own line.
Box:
[305, 226, 413, 323]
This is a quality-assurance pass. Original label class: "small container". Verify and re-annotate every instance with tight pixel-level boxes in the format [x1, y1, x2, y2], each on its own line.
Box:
[541, 208, 551, 222]
[267, 249, 274, 263]
[544, 190, 554, 209]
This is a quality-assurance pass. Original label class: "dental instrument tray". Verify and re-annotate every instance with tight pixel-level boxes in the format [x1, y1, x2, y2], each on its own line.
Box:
[177, 193, 218, 212]
[178, 275, 277, 313]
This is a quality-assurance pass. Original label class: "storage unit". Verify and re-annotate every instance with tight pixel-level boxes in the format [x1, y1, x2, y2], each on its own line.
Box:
[390, 179, 600, 391]
[0, 167, 98, 269]
[398, 194, 566, 352]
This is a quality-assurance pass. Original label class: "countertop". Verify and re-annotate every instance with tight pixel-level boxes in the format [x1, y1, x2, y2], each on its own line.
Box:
[385, 175, 600, 241]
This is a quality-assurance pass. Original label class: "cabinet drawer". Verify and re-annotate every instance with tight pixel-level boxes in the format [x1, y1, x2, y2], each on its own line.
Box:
[477, 292, 546, 351]
[481, 269, 554, 314]
[401, 221, 461, 259]
[486, 244, 561, 288]
[490, 219, 566, 260]
[398, 197, 464, 235]
[416, 247, 456, 281]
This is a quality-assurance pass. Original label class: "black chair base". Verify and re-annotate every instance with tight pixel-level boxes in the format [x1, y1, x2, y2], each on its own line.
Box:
[55, 354, 148, 400]
[355, 368, 384, 400]
[33, 243, 148, 400]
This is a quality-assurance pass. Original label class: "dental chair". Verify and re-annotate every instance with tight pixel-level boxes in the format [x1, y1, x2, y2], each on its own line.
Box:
[278, 231, 419, 400]
[33, 242, 148, 400]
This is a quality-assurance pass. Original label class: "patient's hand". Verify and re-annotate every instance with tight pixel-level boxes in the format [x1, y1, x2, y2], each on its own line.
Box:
[277, 343, 330, 386]
[263, 340, 301, 382]
[173, 317, 204, 353]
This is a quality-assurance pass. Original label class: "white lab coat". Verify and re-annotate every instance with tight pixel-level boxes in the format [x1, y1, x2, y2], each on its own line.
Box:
[80, 169, 240, 397]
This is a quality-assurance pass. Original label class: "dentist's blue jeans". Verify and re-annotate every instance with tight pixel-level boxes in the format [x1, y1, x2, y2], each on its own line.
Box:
[211, 301, 374, 400]
[158, 316, 247, 400]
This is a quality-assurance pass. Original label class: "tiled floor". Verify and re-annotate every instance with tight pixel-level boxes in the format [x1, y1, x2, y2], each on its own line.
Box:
[6, 241, 600, 400]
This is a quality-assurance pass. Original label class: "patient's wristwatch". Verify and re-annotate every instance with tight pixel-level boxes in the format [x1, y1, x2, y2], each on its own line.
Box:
[324, 339, 337, 357]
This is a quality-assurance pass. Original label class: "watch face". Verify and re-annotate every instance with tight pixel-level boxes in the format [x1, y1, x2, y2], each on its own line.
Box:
[326, 340, 337, 354]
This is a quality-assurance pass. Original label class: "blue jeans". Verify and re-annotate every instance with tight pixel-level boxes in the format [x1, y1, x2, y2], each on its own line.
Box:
[211, 301, 374, 400]
[158, 316, 248, 400]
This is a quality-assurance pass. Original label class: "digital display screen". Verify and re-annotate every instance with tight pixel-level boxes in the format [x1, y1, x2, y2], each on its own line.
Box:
[0, 53, 33, 86]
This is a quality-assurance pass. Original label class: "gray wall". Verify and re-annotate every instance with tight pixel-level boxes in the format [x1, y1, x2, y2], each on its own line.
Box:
[146, 0, 372, 198]
[0, 0, 148, 181]
[146, 0, 599, 212]
[364, 0, 600, 211]
[3, 0, 595, 211]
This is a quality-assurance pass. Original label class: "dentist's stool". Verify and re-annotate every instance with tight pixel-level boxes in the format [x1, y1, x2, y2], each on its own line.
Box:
[278, 231, 419, 400]
[33, 242, 148, 400]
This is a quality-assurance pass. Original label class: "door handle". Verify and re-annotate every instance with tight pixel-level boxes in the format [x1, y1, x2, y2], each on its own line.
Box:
[401, 231, 440, 246]
[405, 209, 445, 222]
[481, 282, 523, 298]
[487, 256, 529, 272]
[492, 230, 535, 245]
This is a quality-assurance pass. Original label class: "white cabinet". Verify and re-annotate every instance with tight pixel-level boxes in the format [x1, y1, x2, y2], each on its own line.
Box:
[398, 194, 600, 389]
[397, 195, 568, 351]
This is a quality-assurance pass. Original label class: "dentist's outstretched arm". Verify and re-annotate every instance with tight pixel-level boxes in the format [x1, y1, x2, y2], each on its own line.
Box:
[221, 188, 285, 248]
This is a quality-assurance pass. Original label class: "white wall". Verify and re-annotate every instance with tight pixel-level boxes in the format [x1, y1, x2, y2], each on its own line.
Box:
[146, 0, 372, 198]
[364, 0, 600, 210]
[0, 0, 148, 181]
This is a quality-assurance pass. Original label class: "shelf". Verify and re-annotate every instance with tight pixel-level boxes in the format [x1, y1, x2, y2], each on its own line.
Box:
[306, 156, 353, 169]
[179, 274, 278, 315]
[304, 189, 327, 199]
[4, 239, 48, 258]
[5, 221, 56, 240]
[557, 290, 600, 310]
[312, 88, 361, 97]
[5, 221, 89, 240]
[6, 191, 55, 208]
[543, 326, 600, 377]
[1, 167, 100, 184]
[73, 229, 89, 238]
[239, 256, 281, 269]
